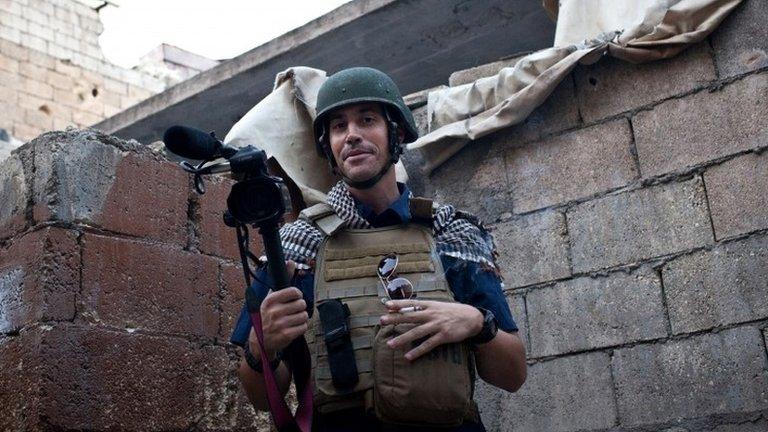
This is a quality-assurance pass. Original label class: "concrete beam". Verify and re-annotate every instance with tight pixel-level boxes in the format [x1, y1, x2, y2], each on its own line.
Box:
[95, 0, 554, 144]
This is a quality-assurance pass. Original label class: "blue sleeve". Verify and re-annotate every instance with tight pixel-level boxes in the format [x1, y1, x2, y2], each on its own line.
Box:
[441, 255, 518, 332]
[229, 268, 316, 347]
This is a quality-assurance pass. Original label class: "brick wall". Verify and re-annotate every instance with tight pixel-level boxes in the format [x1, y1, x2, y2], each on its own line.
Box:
[1, 1, 766, 431]
[404, 0, 768, 430]
[0, 0, 166, 143]
[0, 130, 270, 430]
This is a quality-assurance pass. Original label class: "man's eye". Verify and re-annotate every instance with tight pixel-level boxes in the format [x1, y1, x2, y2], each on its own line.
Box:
[331, 122, 345, 130]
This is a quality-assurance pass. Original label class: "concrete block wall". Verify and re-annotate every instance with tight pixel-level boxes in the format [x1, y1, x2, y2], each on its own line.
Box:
[404, 1, 768, 430]
[0, 0, 167, 143]
[0, 130, 269, 431]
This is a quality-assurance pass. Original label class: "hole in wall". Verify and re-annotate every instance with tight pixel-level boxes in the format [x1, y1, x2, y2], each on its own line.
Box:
[588, 77, 597, 86]
[92, 87, 99, 97]
[38, 105, 51, 115]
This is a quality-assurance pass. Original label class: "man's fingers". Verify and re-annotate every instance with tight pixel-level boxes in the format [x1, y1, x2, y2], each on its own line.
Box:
[404, 334, 442, 361]
[380, 310, 428, 326]
[262, 287, 303, 307]
[280, 310, 310, 327]
[388, 322, 435, 350]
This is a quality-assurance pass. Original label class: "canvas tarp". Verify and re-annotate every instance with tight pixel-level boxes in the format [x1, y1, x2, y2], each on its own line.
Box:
[412, 0, 742, 174]
[224, 66, 408, 205]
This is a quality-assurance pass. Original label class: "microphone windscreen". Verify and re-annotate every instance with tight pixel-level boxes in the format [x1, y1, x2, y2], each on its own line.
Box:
[163, 126, 220, 160]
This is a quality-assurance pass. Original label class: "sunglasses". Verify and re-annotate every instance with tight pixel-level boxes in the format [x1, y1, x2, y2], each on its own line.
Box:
[377, 253, 415, 301]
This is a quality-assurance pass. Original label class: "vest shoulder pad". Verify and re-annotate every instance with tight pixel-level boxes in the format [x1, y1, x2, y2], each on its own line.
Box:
[299, 203, 344, 236]
[409, 196, 437, 222]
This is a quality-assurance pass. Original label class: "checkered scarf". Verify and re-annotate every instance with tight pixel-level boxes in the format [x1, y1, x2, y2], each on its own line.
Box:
[279, 181, 498, 269]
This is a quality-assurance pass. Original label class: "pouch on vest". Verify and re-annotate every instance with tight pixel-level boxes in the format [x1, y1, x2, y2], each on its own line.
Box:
[317, 299, 359, 390]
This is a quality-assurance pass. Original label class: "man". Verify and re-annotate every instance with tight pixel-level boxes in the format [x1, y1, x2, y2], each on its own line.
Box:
[231, 67, 526, 431]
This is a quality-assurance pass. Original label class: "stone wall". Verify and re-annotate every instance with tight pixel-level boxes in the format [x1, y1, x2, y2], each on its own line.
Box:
[0, 0, 166, 143]
[403, 0, 768, 430]
[0, 130, 270, 430]
[0, 0, 766, 431]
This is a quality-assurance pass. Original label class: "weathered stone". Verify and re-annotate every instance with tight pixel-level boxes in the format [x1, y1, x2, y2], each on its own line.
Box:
[412, 104, 429, 137]
[506, 293, 528, 350]
[197, 176, 252, 260]
[493, 211, 570, 288]
[220, 262, 246, 342]
[707, 419, 768, 432]
[663, 234, 768, 334]
[449, 54, 526, 87]
[575, 43, 716, 122]
[475, 378, 504, 432]
[527, 268, 667, 358]
[38, 324, 231, 431]
[704, 151, 768, 239]
[420, 137, 511, 222]
[0, 329, 42, 431]
[493, 74, 580, 148]
[569, 177, 713, 272]
[31, 129, 189, 244]
[81, 234, 220, 338]
[0, 152, 28, 239]
[0, 227, 79, 332]
[711, 0, 768, 78]
[612, 326, 768, 427]
[505, 119, 637, 212]
[499, 352, 617, 432]
[634, 73, 768, 177]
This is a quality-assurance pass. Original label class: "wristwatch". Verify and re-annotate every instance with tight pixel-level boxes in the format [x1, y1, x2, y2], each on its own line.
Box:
[470, 307, 498, 346]
[243, 343, 282, 373]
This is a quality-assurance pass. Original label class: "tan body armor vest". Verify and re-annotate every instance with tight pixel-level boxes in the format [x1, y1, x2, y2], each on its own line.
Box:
[300, 198, 476, 427]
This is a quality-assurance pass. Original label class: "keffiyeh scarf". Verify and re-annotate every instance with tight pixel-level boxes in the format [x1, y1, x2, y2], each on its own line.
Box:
[279, 182, 499, 269]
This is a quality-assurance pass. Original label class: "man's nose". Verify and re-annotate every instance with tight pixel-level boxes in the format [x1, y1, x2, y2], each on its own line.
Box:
[345, 123, 363, 144]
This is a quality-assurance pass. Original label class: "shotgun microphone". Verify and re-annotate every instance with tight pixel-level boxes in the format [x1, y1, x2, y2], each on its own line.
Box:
[163, 125, 237, 160]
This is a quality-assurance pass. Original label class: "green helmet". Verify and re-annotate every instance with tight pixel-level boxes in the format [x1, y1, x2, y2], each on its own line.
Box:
[313, 67, 419, 158]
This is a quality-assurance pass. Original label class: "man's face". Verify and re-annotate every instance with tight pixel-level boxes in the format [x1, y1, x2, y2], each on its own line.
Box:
[327, 102, 396, 183]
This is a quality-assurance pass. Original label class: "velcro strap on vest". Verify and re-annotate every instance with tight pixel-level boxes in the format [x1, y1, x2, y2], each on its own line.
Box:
[409, 197, 436, 222]
[324, 252, 434, 282]
[317, 300, 359, 390]
[317, 359, 373, 380]
[315, 279, 444, 302]
[325, 242, 430, 260]
[300, 203, 345, 236]
[316, 334, 373, 357]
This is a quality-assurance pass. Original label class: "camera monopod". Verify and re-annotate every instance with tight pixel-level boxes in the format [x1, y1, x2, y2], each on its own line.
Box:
[164, 126, 312, 432]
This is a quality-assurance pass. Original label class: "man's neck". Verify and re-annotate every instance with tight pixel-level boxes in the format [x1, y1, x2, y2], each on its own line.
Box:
[346, 168, 400, 215]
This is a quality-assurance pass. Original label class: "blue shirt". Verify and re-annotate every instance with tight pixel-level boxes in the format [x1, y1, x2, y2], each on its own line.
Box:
[230, 184, 517, 348]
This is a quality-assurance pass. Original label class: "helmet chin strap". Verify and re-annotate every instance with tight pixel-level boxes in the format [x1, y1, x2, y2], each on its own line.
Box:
[323, 111, 402, 190]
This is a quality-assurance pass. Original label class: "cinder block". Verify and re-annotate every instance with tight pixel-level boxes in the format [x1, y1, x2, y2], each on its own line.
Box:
[0, 0, 23, 15]
[612, 326, 768, 427]
[47, 70, 73, 90]
[505, 119, 637, 213]
[0, 38, 28, 61]
[0, 55, 20, 74]
[27, 48, 54, 68]
[23, 107, 52, 130]
[30, 129, 189, 244]
[491, 74, 580, 148]
[53, 58, 81, 78]
[19, 32, 47, 53]
[81, 234, 220, 338]
[23, 77, 53, 99]
[23, 7, 48, 27]
[0, 25, 22, 44]
[634, 73, 768, 177]
[499, 352, 617, 432]
[506, 293, 527, 350]
[575, 43, 716, 123]
[0, 153, 28, 238]
[527, 268, 666, 358]
[12, 122, 42, 141]
[1, 11, 27, 32]
[38, 324, 231, 430]
[568, 177, 713, 272]
[197, 176, 261, 261]
[420, 138, 511, 222]
[0, 227, 79, 332]
[27, 21, 54, 42]
[712, 0, 768, 78]
[220, 263, 246, 342]
[71, 109, 101, 126]
[19, 61, 46, 79]
[704, 151, 768, 239]
[663, 234, 768, 334]
[493, 211, 570, 288]
[0, 330, 41, 431]
[103, 76, 128, 95]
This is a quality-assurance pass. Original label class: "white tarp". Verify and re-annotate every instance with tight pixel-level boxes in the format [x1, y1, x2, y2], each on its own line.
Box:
[410, 0, 742, 174]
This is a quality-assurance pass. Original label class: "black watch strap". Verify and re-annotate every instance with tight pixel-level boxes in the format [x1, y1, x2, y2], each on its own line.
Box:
[243, 343, 281, 373]
[470, 307, 498, 346]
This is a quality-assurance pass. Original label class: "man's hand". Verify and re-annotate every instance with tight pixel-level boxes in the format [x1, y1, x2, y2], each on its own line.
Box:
[379, 300, 484, 361]
[251, 262, 309, 359]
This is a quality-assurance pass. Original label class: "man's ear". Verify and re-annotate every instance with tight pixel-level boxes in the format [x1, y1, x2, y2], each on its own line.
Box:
[397, 125, 405, 144]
